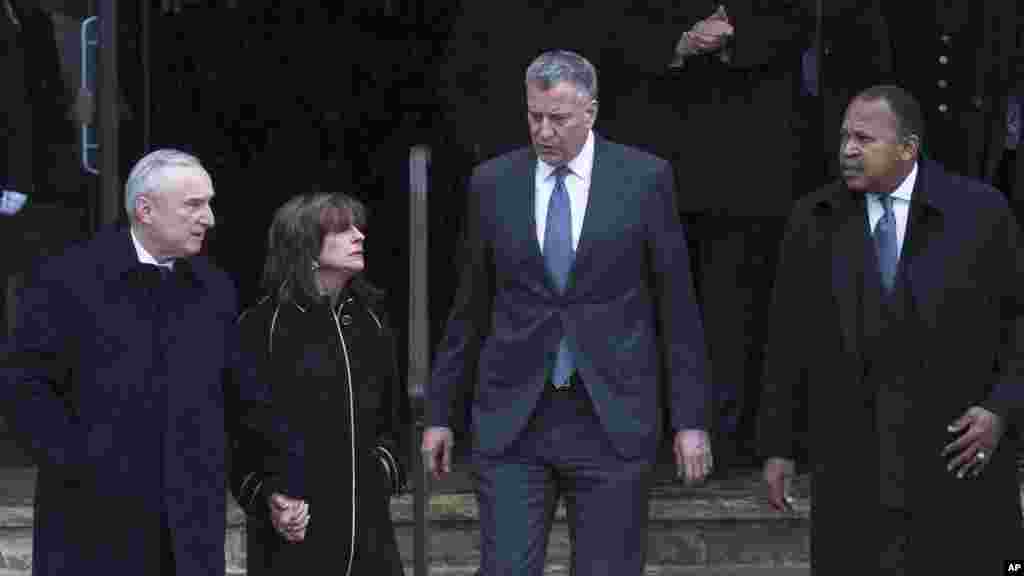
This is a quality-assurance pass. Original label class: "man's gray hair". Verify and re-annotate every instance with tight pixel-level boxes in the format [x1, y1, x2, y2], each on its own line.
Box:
[124, 149, 210, 218]
[525, 50, 598, 101]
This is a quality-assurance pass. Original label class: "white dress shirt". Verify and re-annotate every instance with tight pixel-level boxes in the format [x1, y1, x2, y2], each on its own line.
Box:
[130, 228, 174, 270]
[866, 162, 918, 259]
[535, 130, 594, 251]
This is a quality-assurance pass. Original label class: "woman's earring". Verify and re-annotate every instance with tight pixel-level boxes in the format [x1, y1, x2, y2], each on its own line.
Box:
[311, 260, 320, 271]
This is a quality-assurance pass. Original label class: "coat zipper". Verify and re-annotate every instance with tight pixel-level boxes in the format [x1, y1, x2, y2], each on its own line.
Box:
[331, 297, 357, 576]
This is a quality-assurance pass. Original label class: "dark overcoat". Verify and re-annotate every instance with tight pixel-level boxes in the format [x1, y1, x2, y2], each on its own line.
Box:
[2, 227, 272, 576]
[758, 161, 1024, 574]
[229, 286, 410, 576]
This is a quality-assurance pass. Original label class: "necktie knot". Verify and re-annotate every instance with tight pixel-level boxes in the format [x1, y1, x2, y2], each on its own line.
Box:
[553, 165, 571, 184]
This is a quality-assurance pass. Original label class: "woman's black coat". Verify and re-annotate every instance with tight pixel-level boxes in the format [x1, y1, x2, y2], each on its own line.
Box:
[229, 286, 410, 576]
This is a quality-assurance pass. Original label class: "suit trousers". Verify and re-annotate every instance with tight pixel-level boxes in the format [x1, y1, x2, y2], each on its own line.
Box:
[471, 381, 655, 576]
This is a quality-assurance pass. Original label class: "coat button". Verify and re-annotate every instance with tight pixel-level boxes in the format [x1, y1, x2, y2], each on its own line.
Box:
[972, 96, 983, 110]
[937, 79, 948, 89]
[938, 55, 949, 65]
[938, 104, 949, 113]
[341, 314, 353, 326]
[320, 391, 330, 401]
[940, 34, 951, 44]
[919, 359, 930, 370]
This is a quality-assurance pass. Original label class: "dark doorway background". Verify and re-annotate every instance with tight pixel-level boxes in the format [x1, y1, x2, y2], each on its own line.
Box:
[144, 2, 463, 392]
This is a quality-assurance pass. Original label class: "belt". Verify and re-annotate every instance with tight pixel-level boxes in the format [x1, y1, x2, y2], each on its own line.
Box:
[549, 371, 581, 391]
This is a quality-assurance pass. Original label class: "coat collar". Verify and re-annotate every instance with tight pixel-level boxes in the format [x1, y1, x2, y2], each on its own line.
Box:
[820, 160, 951, 358]
[98, 227, 203, 289]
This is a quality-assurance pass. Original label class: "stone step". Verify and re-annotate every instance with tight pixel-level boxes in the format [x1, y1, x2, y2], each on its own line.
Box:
[407, 565, 810, 575]
[388, 472, 812, 569]
[0, 467, 812, 574]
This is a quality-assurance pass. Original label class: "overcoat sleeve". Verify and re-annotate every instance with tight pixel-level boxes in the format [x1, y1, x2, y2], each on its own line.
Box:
[757, 202, 813, 460]
[227, 302, 304, 513]
[372, 309, 412, 496]
[1, 264, 89, 472]
[980, 204, 1024, 423]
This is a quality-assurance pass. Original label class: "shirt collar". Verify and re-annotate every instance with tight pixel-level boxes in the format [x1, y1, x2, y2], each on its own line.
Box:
[537, 129, 595, 182]
[879, 162, 918, 203]
[130, 227, 174, 269]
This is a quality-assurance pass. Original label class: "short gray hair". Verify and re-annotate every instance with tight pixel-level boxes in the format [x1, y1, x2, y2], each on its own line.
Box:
[124, 149, 210, 218]
[525, 50, 598, 101]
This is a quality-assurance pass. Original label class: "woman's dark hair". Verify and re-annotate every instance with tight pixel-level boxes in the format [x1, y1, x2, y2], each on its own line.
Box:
[262, 192, 381, 303]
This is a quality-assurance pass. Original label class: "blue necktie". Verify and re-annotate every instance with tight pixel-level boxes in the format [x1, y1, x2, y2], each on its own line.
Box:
[874, 195, 898, 293]
[544, 166, 575, 386]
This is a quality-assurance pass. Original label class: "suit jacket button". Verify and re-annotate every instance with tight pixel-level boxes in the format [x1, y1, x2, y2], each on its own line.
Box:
[320, 391, 330, 401]
[341, 314, 353, 326]
[919, 359, 930, 370]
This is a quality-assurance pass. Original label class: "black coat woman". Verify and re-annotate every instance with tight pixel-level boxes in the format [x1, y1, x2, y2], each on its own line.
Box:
[229, 192, 410, 575]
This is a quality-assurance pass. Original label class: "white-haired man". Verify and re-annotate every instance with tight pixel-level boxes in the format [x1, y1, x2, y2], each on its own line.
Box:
[3, 149, 277, 575]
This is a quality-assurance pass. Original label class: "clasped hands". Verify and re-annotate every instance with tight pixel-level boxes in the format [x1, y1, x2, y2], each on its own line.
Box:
[678, 5, 734, 57]
[764, 405, 1005, 512]
[268, 492, 310, 543]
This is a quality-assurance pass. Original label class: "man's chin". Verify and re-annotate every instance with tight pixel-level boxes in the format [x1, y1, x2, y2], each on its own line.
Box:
[842, 174, 867, 191]
[535, 148, 562, 165]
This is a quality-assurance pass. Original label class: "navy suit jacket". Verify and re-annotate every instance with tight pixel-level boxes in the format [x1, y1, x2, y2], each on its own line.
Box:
[429, 136, 709, 460]
[2, 227, 274, 576]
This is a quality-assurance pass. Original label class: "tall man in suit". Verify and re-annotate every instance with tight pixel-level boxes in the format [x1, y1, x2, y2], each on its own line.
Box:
[759, 86, 1023, 574]
[2, 149, 278, 575]
[422, 50, 712, 575]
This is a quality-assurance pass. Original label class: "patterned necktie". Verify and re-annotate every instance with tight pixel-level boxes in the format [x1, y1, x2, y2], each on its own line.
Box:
[543, 166, 575, 386]
[874, 195, 899, 293]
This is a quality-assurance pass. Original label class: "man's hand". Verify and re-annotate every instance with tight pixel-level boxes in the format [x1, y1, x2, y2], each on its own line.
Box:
[268, 492, 310, 543]
[942, 406, 1005, 479]
[689, 5, 734, 54]
[763, 457, 796, 512]
[421, 426, 455, 481]
[674, 429, 713, 484]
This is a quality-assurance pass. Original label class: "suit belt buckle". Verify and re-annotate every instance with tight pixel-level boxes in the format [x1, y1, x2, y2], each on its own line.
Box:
[551, 372, 578, 391]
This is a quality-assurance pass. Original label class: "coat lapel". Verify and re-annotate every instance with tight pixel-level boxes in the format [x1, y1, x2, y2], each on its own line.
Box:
[569, 137, 613, 291]
[514, 149, 559, 293]
[903, 162, 947, 328]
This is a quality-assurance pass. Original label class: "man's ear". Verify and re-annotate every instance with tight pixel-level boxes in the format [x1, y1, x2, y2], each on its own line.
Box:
[585, 99, 599, 129]
[900, 134, 921, 162]
[135, 195, 153, 224]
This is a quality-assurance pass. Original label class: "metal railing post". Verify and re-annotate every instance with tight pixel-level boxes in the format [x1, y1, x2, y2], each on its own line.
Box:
[408, 145, 432, 576]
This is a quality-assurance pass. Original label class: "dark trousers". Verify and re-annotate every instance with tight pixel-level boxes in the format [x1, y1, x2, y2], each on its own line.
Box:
[686, 214, 786, 465]
[471, 381, 654, 576]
